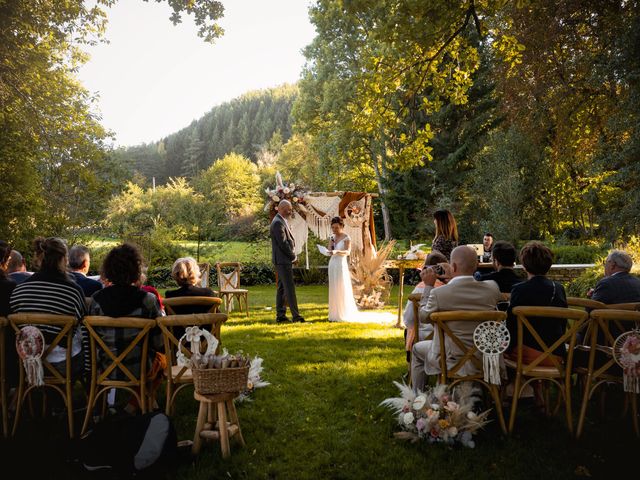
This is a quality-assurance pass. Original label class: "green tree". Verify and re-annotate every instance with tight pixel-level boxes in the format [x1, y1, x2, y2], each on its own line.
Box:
[194, 153, 262, 239]
[0, 0, 226, 244]
[295, 0, 512, 240]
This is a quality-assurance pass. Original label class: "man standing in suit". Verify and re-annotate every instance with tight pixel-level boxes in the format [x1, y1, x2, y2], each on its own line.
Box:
[588, 250, 640, 304]
[68, 245, 103, 296]
[411, 245, 502, 392]
[270, 200, 304, 323]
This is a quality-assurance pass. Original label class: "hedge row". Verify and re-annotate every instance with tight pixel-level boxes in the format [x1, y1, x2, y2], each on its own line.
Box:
[147, 263, 331, 289]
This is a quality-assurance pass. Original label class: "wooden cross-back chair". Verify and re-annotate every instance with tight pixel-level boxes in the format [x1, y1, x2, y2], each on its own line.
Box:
[0, 316, 8, 438]
[163, 296, 222, 316]
[505, 306, 588, 435]
[566, 297, 606, 310]
[567, 298, 639, 346]
[406, 293, 434, 383]
[215, 262, 249, 317]
[81, 316, 157, 435]
[430, 310, 509, 433]
[8, 313, 78, 438]
[576, 309, 640, 438]
[157, 312, 227, 416]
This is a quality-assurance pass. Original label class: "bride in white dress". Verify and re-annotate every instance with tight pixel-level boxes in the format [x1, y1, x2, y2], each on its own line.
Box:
[327, 216, 360, 322]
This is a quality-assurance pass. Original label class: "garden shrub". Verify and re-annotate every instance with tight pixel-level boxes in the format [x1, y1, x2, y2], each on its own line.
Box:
[566, 266, 604, 297]
[295, 267, 327, 285]
[549, 245, 605, 264]
[147, 266, 173, 289]
[238, 263, 276, 286]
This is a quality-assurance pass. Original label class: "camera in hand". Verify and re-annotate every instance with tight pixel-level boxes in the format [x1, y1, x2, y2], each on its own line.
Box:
[432, 264, 446, 276]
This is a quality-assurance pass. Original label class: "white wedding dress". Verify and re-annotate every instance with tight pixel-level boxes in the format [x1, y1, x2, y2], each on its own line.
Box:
[328, 235, 394, 324]
[328, 235, 360, 322]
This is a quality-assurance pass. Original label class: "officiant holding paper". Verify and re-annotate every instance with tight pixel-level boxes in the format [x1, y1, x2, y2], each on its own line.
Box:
[270, 200, 305, 324]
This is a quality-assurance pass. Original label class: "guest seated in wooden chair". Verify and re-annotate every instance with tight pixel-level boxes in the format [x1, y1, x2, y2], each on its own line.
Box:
[68, 245, 103, 297]
[10, 237, 87, 378]
[166, 257, 218, 314]
[403, 251, 448, 361]
[504, 241, 568, 410]
[588, 250, 640, 304]
[6, 249, 31, 285]
[474, 241, 523, 305]
[87, 243, 165, 414]
[411, 246, 502, 394]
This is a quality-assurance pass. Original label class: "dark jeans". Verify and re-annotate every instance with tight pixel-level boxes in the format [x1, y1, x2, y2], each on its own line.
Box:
[275, 263, 302, 320]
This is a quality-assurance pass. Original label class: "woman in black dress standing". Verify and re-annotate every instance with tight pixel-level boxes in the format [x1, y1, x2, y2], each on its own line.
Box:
[431, 209, 459, 261]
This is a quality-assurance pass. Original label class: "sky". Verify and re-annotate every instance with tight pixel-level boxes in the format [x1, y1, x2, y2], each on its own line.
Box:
[78, 0, 316, 147]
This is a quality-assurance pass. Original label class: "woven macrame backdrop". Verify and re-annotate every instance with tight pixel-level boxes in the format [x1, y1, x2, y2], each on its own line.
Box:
[268, 192, 376, 268]
[304, 196, 341, 240]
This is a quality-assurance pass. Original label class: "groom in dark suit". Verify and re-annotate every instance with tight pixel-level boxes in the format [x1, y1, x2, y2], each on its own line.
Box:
[270, 200, 305, 323]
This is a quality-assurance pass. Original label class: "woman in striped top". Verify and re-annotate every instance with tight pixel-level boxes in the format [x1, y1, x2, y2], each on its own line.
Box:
[10, 237, 87, 376]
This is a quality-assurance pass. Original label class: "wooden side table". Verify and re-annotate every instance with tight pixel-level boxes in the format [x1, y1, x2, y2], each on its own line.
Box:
[192, 391, 245, 458]
[384, 259, 424, 327]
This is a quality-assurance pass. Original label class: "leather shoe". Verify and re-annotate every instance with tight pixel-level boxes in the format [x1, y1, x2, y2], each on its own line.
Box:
[292, 317, 306, 323]
[276, 317, 290, 323]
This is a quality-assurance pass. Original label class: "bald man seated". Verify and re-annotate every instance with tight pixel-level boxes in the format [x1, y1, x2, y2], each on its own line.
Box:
[411, 245, 502, 392]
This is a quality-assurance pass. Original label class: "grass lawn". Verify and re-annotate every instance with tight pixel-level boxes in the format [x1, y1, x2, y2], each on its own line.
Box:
[1, 285, 634, 479]
[168, 285, 634, 480]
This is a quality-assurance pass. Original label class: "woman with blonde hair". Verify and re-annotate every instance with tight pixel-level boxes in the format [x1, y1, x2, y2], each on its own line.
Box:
[431, 209, 459, 260]
[165, 257, 216, 314]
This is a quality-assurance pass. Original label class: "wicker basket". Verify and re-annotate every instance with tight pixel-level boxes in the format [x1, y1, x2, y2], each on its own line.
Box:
[192, 366, 249, 395]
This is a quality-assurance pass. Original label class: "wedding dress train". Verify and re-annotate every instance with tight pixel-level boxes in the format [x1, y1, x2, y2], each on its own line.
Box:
[328, 235, 394, 324]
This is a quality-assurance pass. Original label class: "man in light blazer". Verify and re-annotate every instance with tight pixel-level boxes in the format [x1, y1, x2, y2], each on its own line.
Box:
[270, 200, 305, 323]
[411, 245, 502, 392]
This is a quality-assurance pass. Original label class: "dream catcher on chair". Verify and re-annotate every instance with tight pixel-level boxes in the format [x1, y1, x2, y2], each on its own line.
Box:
[613, 328, 640, 393]
[16, 326, 45, 386]
[473, 321, 510, 385]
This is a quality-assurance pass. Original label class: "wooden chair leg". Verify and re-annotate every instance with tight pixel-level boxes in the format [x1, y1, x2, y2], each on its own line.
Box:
[81, 380, 98, 436]
[508, 374, 522, 434]
[576, 375, 593, 439]
[192, 399, 208, 455]
[217, 400, 230, 458]
[66, 382, 75, 439]
[165, 380, 173, 416]
[630, 392, 639, 437]
[564, 381, 573, 435]
[1, 378, 7, 438]
[226, 399, 245, 447]
[12, 373, 25, 437]
[489, 386, 507, 434]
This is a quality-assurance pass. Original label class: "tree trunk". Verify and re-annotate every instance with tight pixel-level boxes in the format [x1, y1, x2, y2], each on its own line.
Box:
[371, 153, 392, 241]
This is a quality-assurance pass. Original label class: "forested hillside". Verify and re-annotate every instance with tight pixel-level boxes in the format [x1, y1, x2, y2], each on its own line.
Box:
[113, 84, 297, 184]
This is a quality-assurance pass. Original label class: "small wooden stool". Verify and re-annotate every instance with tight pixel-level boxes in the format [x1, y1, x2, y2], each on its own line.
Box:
[192, 391, 245, 458]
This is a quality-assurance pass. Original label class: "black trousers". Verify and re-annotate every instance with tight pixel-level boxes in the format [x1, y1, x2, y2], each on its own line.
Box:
[275, 263, 301, 320]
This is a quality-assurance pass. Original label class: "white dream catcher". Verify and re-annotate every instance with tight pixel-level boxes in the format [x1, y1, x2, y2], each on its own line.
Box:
[16, 325, 46, 386]
[613, 329, 640, 393]
[473, 321, 510, 385]
[344, 199, 367, 254]
[176, 326, 220, 369]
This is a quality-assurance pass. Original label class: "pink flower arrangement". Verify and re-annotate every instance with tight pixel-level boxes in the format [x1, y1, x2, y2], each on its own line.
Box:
[380, 382, 490, 447]
[264, 173, 308, 213]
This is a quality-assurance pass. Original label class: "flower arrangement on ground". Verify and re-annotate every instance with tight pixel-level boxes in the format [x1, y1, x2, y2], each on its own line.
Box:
[350, 240, 395, 309]
[237, 355, 270, 402]
[380, 382, 490, 448]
